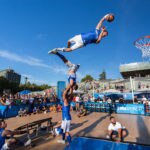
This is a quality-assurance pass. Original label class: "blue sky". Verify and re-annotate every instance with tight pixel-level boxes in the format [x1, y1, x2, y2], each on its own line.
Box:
[0, 0, 150, 85]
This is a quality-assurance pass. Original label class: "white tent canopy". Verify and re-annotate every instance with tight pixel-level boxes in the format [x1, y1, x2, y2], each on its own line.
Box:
[73, 90, 85, 94]
[103, 89, 121, 93]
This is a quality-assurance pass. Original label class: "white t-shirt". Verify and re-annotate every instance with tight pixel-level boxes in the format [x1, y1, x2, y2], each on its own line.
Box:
[76, 96, 80, 102]
[108, 122, 122, 131]
[142, 97, 147, 101]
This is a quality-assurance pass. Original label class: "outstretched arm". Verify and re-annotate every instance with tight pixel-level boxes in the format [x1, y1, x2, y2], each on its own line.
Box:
[96, 14, 110, 30]
[2, 129, 27, 137]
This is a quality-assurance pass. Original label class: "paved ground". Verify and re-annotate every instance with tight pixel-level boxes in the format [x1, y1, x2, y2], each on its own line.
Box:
[5, 111, 150, 150]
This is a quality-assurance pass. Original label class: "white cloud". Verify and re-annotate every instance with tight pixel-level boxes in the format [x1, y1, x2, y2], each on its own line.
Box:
[0, 50, 49, 68]
[29, 79, 48, 84]
[0, 50, 67, 74]
[0, 50, 85, 81]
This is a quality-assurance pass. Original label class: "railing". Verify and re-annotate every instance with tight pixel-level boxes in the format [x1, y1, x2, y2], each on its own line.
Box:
[73, 102, 148, 116]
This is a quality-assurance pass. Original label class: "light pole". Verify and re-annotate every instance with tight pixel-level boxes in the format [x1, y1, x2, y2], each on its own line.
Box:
[92, 81, 95, 100]
[25, 77, 28, 85]
[130, 76, 134, 103]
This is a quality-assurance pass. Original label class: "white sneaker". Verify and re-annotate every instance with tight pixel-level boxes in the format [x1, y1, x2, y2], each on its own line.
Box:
[24, 139, 31, 146]
[57, 47, 65, 52]
[57, 140, 66, 144]
[48, 48, 57, 54]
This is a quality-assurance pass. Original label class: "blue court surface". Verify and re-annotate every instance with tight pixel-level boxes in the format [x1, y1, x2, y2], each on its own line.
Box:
[65, 137, 150, 150]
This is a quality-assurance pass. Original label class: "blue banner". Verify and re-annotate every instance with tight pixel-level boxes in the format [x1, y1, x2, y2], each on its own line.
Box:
[0, 106, 7, 118]
[116, 104, 145, 115]
[0, 102, 61, 118]
[57, 81, 66, 101]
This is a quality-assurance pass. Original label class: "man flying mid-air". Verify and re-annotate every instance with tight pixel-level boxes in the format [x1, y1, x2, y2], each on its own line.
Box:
[48, 13, 114, 53]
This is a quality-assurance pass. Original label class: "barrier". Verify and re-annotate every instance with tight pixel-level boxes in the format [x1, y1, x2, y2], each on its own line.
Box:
[116, 104, 145, 115]
[0, 102, 149, 118]
[0, 102, 60, 118]
[57, 81, 66, 101]
[0, 105, 7, 118]
[65, 137, 150, 150]
[0, 105, 28, 118]
[83, 102, 111, 113]
[83, 102, 146, 115]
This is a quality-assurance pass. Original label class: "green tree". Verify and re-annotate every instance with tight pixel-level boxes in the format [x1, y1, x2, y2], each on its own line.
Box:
[19, 83, 51, 91]
[0, 76, 51, 94]
[0, 77, 19, 94]
[81, 75, 94, 82]
[99, 70, 106, 80]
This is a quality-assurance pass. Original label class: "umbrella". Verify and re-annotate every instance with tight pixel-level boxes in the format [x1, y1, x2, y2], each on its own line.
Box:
[19, 90, 31, 95]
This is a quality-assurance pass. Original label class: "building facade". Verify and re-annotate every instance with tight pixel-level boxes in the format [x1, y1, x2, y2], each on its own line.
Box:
[0, 69, 21, 85]
[120, 62, 150, 78]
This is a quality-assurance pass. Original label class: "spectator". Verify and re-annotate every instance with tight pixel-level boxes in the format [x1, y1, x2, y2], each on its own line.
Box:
[42, 106, 47, 114]
[134, 96, 138, 104]
[24, 106, 29, 116]
[22, 109, 28, 116]
[75, 96, 80, 102]
[107, 116, 127, 142]
[119, 98, 124, 104]
[77, 105, 87, 118]
[49, 106, 53, 112]
[0, 119, 30, 149]
[142, 95, 147, 104]
[18, 108, 24, 117]
[107, 98, 112, 104]
[0, 97, 7, 106]
[52, 105, 57, 112]
[57, 104, 62, 112]
[75, 102, 80, 112]
[33, 107, 38, 114]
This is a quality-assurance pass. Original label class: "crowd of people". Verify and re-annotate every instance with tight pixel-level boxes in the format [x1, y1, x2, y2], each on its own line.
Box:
[0, 93, 57, 106]
[94, 95, 150, 105]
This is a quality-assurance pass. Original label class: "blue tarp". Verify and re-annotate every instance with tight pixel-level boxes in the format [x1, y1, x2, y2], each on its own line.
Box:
[94, 93, 123, 100]
[0, 105, 7, 118]
[94, 93, 105, 99]
[65, 137, 150, 150]
[19, 90, 31, 95]
[105, 93, 123, 100]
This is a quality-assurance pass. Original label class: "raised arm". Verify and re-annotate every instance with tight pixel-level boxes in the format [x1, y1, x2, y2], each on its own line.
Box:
[96, 14, 110, 30]
[63, 89, 69, 106]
